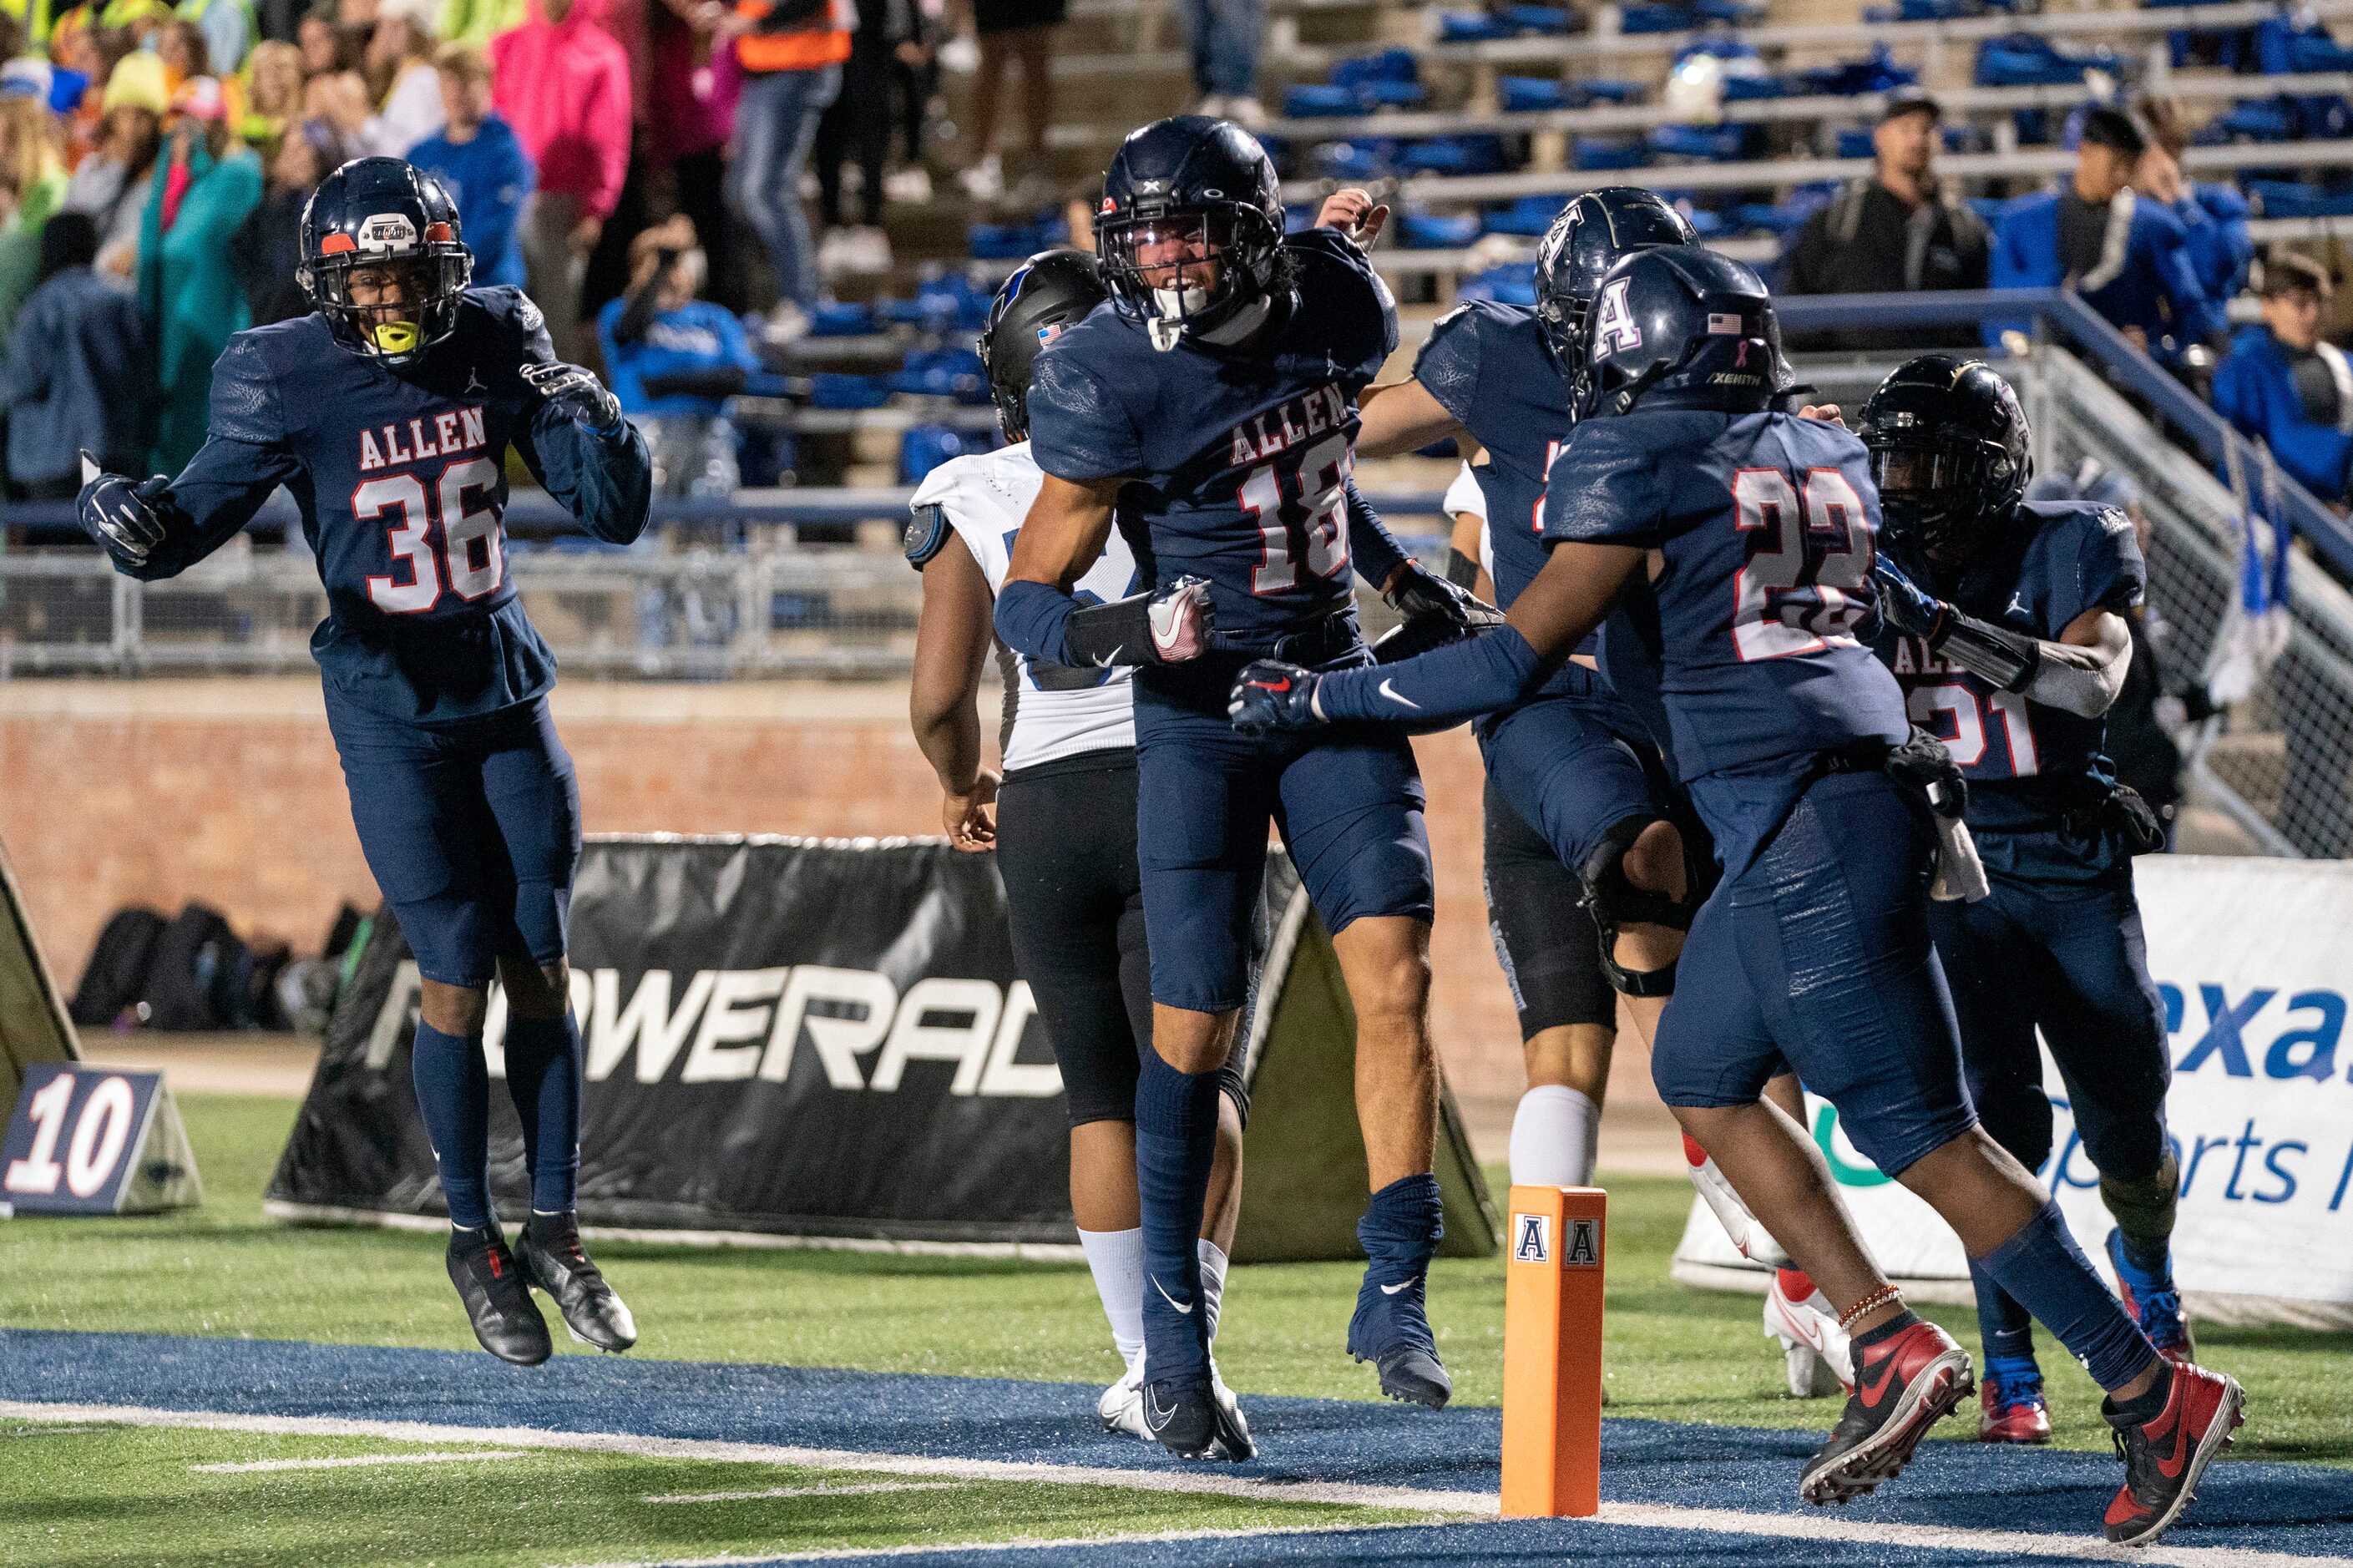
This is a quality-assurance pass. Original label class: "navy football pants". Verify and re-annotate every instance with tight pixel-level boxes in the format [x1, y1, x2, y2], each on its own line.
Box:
[1929, 865, 2171, 1184]
[1652, 769, 1978, 1178]
[325, 689, 583, 988]
[1134, 669, 1433, 1014]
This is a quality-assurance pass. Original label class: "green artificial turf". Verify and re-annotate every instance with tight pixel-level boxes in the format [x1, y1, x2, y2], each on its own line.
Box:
[0, 1419, 1415, 1568]
[0, 1093, 2346, 1468]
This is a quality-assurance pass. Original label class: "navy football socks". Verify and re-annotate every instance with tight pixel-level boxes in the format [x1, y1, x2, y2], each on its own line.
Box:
[412, 1021, 492, 1232]
[1357, 1172, 1444, 1308]
[1134, 1050, 1221, 1384]
[503, 1013, 584, 1214]
[1968, 1257, 2037, 1364]
[1976, 1199, 2158, 1392]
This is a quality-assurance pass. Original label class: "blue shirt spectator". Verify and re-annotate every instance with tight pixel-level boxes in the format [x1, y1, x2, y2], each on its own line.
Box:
[0, 212, 158, 497]
[407, 44, 534, 291]
[1987, 107, 2224, 362]
[2211, 253, 2353, 506]
[597, 218, 760, 420]
[2136, 97, 2254, 306]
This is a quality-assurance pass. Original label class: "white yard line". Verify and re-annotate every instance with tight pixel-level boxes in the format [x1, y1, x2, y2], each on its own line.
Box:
[190, 1449, 528, 1474]
[643, 1481, 962, 1505]
[554, 1522, 1442, 1568]
[8, 1399, 2345, 1568]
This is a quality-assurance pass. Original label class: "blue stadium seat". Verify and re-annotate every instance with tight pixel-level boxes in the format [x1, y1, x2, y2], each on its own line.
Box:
[1500, 75, 1574, 111]
[1974, 33, 2123, 87]
[1501, 4, 1576, 33]
[900, 424, 996, 484]
[1792, 45, 1916, 95]
[1437, 9, 1516, 41]
[1283, 83, 1362, 118]
[809, 374, 893, 410]
[1314, 139, 1391, 181]
[1580, 78, 1647, 104]
[1397, 210, 1485, 248]
[807, 301, 877, 338]
[2257, 13, 2353, 73]
[1575, 135, 1652, 169]
[1458, 262, 1539, 306]
[2244, 179, 2353, 218]
[1399, 134, 1510, 175]
[1484, 194, 1569, 235]
[1649, 123, 1755, 160]
[888, 347, 990, 403]
[1617, 3, 1692, 33]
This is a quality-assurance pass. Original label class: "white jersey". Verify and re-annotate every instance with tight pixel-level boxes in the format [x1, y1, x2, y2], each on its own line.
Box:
[911, 441, 1140, 772]
[1443, 459, 1495, 584]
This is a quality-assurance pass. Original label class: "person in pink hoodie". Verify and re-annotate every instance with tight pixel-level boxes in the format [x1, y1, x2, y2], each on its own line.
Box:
[490, 0, 633, 364]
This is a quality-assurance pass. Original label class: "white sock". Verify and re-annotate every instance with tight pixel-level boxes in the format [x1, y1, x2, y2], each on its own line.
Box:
[1196, 1237, 1229, 1344]
[1079, 1227, 1147, 1372]
[1510, 1084, 1600, 1187]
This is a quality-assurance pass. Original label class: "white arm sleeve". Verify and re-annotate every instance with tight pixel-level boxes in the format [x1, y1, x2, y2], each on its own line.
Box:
[2024, 612, 2133, 718]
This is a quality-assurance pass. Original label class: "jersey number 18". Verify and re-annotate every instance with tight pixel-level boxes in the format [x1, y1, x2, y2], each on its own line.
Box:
[1243, 432, 1351, 595]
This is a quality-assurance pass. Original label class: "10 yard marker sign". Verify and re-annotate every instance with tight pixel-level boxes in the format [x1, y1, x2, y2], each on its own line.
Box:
[2, 1064, 202, 1216]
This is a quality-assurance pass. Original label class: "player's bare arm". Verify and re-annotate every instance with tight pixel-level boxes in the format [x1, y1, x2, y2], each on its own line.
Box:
[910, 533, 1001, 852]
[1354, 378, 1464, 461]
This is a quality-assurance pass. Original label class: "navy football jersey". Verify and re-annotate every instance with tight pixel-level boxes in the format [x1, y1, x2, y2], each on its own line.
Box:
[130, 287, 651, 726]
[1025, 226, 1396, 643]
[1542, 409, 1910, 800]
[1875, 499, 2146, 837]
[1412, 300, 1570, 611]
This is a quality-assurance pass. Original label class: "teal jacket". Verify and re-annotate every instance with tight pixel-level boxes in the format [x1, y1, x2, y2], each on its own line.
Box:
[138, 139, 262, 472]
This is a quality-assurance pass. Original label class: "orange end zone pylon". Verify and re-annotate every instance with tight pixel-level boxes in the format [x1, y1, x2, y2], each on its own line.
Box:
[1500, 1183, 1606, 1517]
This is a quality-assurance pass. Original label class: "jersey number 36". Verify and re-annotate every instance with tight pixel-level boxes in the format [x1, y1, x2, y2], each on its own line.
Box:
[1730, 467, 1870, 662]
[359, 457, 505, 614]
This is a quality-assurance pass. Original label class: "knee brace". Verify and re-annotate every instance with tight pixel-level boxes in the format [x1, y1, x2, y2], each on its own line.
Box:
[1576, 814, 1693, 999]
[2098, 1148, 2180, 1252]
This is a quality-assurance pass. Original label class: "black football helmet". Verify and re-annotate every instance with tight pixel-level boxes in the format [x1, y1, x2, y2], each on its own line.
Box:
[1857, 354, 2033, 559]
[1576, 245, 1777, 420]
[1095, 115, 1289, 352]
[978, 248, 1108, 440]
[298, 156, 472, 367]
[1532, 187, 1697, 371]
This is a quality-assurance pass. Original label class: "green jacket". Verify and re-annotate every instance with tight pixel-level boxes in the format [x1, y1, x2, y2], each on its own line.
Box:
[138, 140, 261, 471]
[0, 169, 69, 360]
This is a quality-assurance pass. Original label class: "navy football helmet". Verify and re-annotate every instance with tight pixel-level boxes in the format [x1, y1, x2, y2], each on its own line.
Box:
[978, 247, 1108, 440]
[1095, 115, 1288, 352]
[1857, 354, 2033, 558]
[1576, 246, 1777, 420]
[1532, 188, 1697, 371]
[298, 157, 472, 367]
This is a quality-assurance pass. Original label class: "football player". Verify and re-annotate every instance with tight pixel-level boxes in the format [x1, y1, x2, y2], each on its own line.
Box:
[77, 158, 651, 1367]
[1860, 357, 2187, 1444]
[1230, 247, 2244, 1546]
[906, 248, 1253, 1452]
[1354, 193, 1850, 1397]
[994, 118, 1491, 1458]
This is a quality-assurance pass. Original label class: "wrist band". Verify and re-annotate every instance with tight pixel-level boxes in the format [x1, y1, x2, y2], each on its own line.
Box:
[1838, 1283, 1904, 1330]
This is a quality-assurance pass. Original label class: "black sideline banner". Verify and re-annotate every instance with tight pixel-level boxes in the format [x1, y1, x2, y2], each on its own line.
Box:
[267, 835, 1496, 1258]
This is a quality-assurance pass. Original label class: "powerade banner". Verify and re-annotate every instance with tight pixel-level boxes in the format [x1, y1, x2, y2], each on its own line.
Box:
[1672, 855, 2353, 1328]
[266, 834, 1499, 1256]
[269, 836, 1084, 1247]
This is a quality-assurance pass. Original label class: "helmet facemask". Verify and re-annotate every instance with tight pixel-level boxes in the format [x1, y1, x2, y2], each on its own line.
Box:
[300, 239, 471, 366]
[1866, 432, 2020, 560]
[1097, 204, 1284, 352]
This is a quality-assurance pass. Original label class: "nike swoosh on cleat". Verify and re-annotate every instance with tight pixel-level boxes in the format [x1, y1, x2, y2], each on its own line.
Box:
[1857, 1353, 1902, 1409]
[1153, 1277, 1195, 1316]
[1379, 678, 1421, 709]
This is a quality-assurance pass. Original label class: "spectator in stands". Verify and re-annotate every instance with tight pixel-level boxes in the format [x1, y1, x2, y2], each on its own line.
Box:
[1779, 89, 1988, 351]
[407, 43, 533, 291]
[0, 81, 68, 353]
[813, 0, 915, 276]
[240, 39, 306, 147]
[2136, 96, 2253, 311]
[230, 115, 340, 324]
[442, 0, 529, 45]
[1, 211, 155, 498]
[296, 4, 352, 78]
[491, 0, 631, 364]
[138, 75, 261, 468]
[178, 0, 252, 81]
[596, 213, 756, 496]
[1987, 107, 2225, 365]
[63, 51, 166, 283]
[726, 0, 847, 343]
[2212, 253, 2353, 508]
[1181, 0, 1260, 128]
[954, 0, 1060, 203]
[645, 0, 742, 309]
[360, 0, 444, 155]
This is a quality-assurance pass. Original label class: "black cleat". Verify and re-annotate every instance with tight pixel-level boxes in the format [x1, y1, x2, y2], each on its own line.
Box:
[447, 1226, 551, 1366]
[1347, 1268, 1453, 1409]
[1800, 1319, 1971, 1505]
[1141, 1373, 1256, 1461]
[515, 1211, 637, 1353]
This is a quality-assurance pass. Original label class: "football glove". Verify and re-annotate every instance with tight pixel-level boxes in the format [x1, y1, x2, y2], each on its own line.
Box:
[1063, 575, 1213, 665]
[1872, 556, 2041, 692]
[1384, 559, 1505, 637]
[521, 360, 625, 436]
[78, 451, 169, 570]
[1228, 659, 1324, 735]
[1869, 557, 1949, 642]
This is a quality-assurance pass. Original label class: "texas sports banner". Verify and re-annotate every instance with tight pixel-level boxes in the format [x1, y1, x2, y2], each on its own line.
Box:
[266, 835, 1498, 1257]
[1672, 855, 2353, 1329]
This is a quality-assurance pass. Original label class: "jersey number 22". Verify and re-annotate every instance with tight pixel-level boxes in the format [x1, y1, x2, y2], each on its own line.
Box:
[1730, 467, 1870, 662]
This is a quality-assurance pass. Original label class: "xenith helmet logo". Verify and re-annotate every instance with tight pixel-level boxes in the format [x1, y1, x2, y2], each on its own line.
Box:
[1513, 1213, 1551, 1264]
[358, 212, 419, 251]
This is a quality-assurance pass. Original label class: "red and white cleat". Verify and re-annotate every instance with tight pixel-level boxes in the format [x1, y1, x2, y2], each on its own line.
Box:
[1763, 1268, 1854, 1399]
[1799, 1318, 1973, 1505]
[1977, 1357, 2053, 1444]
[2103, 1362, 2246, 1547]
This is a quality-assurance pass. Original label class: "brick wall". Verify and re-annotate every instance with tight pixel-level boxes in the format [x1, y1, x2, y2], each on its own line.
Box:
[1, 680, 1538, 1097]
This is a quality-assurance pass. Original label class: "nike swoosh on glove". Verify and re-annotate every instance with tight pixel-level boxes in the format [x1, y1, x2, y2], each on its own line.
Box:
[1384, 559, 1505, 636]
[1149, 575, 1214, 663]
[1228, 660, 1323, 735]
[78, 453, 169, 569]
[1870, 557, 1951, 642]
[520, 361, 625, 435]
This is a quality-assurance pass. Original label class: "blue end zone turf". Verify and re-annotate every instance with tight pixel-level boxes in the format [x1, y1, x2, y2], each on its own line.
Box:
[3, 1330, 2349, 1564]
